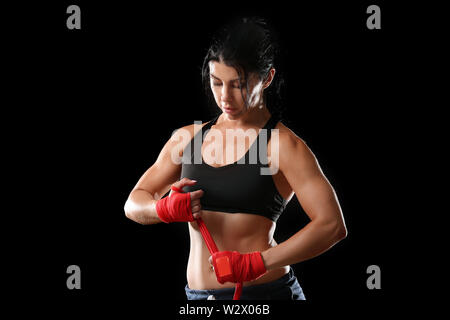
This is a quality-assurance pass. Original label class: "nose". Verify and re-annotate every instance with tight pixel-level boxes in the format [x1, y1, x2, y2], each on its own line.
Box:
[221, 85, 232, 105]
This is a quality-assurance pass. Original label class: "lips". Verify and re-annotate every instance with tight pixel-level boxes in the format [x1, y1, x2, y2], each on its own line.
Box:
[224, 107, 236, 114]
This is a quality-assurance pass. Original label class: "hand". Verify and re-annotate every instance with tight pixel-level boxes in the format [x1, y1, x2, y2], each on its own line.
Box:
[170, 178, 204, 220]
[209, 251, 267, 284]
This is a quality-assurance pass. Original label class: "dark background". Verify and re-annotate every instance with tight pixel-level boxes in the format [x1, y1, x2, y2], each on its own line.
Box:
[6, 0, 435, 315]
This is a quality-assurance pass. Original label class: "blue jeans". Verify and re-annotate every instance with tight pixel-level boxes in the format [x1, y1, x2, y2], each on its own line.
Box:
[185, 267, 306, 300]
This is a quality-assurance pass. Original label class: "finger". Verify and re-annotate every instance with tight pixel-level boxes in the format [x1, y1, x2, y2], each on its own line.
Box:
[191, 204, 201, 213]
[193, 211, 203, 219]
[191, 199, 200, 206]
[190, 189, 204, 200]
[173, 178, 197, 190]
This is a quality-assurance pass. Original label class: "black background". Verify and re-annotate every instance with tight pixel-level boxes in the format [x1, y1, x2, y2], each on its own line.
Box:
[5, 0, 436, 316]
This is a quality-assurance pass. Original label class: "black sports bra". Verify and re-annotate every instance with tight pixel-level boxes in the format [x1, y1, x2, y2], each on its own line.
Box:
[180, 114, 288, 222]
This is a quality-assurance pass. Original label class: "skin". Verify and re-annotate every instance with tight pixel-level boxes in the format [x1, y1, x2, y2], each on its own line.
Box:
[124, 59, 347, 290]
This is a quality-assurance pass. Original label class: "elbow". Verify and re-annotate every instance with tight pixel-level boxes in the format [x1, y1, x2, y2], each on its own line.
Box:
[124, 198, 152, 225]
[334, 223, 348, 242]
[315, 218, 348, 243]
[124, 198, 139, 222]
[124, 199, 133, 220]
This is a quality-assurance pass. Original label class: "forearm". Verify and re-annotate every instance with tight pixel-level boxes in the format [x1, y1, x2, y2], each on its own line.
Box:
[261, 219, 347, 271]
[124, 189, 162, 225]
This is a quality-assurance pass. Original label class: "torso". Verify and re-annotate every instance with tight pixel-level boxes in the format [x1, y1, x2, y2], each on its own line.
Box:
[187, 211, 289, 289]
[183, 113, 295, 290]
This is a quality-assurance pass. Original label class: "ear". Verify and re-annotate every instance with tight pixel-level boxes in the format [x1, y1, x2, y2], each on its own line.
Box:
[262, 68, 276, 90]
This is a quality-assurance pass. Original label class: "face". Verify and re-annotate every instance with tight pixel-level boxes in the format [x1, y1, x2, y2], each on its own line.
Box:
[209, 60, 272, 118]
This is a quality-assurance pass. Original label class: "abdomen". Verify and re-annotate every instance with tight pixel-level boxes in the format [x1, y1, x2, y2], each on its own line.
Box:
[186, 210, 289, 290]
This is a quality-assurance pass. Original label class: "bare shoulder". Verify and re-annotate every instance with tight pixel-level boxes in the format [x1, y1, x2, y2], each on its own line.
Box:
[171, 119, 210, 143]
[167, 119, 212, 158]
[275, 121, 310, 154]
[273, 121, 320, 176]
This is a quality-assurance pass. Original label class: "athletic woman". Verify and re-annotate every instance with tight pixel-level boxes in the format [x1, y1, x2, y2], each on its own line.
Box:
[124, 17, 347, 300]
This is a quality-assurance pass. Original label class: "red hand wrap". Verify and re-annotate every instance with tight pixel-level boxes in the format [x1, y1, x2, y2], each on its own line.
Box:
[211, 251, 267, 284]
[155, 186, 193, 223]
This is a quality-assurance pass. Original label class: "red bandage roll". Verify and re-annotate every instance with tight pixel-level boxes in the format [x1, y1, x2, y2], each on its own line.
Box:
[155, 186, 193, 223]
[211, 251, 267, 284]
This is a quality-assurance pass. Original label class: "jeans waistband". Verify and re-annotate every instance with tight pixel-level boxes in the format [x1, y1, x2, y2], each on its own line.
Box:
[185, 267, 294, 296]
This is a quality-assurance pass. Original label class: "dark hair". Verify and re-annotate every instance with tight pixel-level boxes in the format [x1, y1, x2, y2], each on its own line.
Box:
[201, 17, 286, 119]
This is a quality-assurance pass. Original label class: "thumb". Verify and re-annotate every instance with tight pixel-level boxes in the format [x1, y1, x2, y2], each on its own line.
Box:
[190, 189, 204, 200]
[208, 256, 214, 271]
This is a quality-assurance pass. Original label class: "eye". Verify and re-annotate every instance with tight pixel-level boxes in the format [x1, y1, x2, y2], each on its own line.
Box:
[213, 82, 222, 87]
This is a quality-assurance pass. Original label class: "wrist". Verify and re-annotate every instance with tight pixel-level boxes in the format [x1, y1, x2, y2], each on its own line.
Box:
[260, 248, 274, 271]
[155, 197, 170, 223]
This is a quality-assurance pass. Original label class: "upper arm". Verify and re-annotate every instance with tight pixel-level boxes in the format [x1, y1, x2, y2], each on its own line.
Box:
[279, 129, 345, 227]
[131, 124, 195, 199]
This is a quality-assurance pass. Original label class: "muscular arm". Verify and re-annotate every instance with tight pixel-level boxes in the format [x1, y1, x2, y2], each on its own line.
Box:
[125, 188, 160, 225]
[124, 125, 192, 225]
[261, 131, 347, 270]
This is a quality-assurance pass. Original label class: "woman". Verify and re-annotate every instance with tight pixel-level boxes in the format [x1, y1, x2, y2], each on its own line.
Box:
[124, 17, 347, 300]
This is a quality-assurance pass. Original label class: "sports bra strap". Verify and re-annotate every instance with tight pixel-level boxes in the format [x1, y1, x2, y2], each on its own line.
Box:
[186, 114, 279, 165]
[200, 114, 220, 143]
